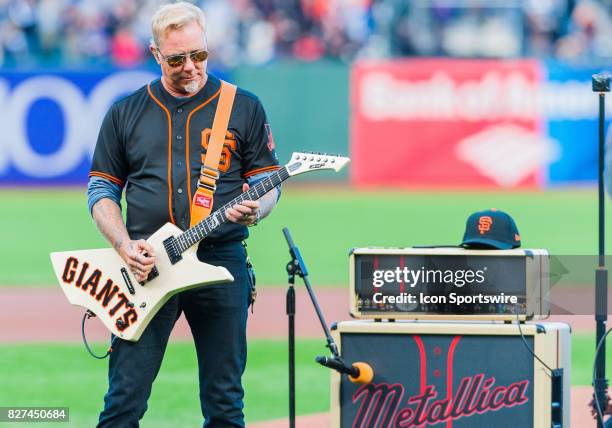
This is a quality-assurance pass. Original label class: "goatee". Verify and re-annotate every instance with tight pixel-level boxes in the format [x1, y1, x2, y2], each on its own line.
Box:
[184, 80, 200, 94]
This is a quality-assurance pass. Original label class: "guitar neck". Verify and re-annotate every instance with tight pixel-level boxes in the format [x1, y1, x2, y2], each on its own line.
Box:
[174, 167, 289, 252]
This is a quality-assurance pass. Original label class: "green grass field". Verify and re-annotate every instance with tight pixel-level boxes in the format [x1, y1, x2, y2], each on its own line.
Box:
[0, 187, 608, 425]
[1, 187, 610, 286]
[0, 335, 605, 427]
[0, 340, 328, 427]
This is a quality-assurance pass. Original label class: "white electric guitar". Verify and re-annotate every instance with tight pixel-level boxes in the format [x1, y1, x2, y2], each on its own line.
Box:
[50, 152, 349, 342]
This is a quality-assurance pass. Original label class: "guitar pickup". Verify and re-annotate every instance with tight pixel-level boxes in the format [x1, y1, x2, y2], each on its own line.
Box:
[163, 236, 183, 265]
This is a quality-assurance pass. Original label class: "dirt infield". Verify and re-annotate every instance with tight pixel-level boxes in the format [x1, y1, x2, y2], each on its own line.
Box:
[0, 287, 351, 342]
[0, 286, 597, 342]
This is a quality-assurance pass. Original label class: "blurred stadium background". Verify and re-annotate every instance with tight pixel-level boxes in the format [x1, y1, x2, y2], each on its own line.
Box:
[1, 0, 612, 426]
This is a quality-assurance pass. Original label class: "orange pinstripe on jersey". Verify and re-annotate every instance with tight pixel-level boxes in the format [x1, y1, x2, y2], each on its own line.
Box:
[147, 84, 176, 225]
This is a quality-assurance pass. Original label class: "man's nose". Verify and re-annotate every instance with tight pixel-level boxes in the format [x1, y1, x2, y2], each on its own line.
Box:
[183, 55, 196, 71]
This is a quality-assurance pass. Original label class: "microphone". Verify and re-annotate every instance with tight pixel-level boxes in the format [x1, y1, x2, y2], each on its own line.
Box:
[316, 356, 374, 385]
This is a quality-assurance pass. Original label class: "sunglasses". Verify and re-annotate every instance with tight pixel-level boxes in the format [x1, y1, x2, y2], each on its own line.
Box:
[156, 49, 209, 67]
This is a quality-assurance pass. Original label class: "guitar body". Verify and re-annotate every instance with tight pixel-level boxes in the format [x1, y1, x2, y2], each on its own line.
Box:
[50, 152, 350, 342]
[50, 222, 233, 342]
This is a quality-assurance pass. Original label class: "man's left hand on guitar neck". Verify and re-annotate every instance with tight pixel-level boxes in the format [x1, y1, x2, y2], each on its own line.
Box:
[225, 183, 277, 227]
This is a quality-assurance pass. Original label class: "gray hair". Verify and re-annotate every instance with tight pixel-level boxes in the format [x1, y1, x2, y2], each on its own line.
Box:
[150, 2, 206, 48]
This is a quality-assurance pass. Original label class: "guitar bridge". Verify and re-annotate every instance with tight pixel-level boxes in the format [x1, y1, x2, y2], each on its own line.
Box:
[163, 236, 183, 265]
[120, 268, 136, 295]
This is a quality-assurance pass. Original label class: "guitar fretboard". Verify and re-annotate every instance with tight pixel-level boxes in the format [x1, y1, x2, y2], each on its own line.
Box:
[175, 167, 290, 252]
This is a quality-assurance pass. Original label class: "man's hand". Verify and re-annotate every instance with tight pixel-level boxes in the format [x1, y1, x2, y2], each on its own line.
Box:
[118, 239, 156, 282]
[226, 183, 260, 226]
[92, 198, 156, 282]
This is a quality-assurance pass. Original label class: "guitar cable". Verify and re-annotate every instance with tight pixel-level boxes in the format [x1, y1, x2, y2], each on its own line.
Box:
[81, 310, 119, 359]
[592, 326, 612, 426]
[514, 309, 554, 376]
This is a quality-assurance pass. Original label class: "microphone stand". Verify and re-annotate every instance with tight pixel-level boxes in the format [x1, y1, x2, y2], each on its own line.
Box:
[283, 228, 358, 427]
[283, 228, 301, 428]
[593, 73, 610, 428]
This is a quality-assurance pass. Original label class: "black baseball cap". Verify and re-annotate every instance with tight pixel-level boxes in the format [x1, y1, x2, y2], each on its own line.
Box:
[461, 209, 521, 250]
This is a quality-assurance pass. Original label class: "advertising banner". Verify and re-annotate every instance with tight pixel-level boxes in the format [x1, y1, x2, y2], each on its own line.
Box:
[350, 59, 611, 188]
[350, 59, 546, 188]
[0, 70, 156, 184]
[544, 61, 609, 184]
[2, 62, 608, 186]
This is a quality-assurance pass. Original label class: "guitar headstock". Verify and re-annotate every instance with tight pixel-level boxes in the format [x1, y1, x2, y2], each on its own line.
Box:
[286, 152, 350, 177]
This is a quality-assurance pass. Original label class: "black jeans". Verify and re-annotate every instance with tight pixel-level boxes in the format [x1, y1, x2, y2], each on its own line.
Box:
[97, 241, 251, 428]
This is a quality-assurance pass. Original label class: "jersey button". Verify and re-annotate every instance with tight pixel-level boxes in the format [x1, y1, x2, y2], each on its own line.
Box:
[176, 135, 182, 140]
[178, 188, 183, 194]
[178, 108, 183, 113]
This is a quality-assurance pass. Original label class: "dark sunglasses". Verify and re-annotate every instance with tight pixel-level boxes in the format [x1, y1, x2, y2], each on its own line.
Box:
[156, 49, 209, 67]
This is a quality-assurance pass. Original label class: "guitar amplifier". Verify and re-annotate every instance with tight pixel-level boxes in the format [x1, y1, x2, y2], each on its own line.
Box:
[349, 248, 550, 321]
[330, 320, 570, 428]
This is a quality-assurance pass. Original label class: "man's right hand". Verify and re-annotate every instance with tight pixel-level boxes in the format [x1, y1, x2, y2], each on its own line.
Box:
[118, 239, 156, 282]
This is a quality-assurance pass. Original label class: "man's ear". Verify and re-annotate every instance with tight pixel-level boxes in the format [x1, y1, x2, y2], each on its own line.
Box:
[150, 45, 161, 64]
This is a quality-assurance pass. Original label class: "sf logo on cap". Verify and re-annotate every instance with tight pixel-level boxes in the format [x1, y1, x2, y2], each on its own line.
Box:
[478, 216, 493, 235]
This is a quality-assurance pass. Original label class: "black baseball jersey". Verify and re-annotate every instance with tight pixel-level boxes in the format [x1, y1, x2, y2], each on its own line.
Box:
[90, 74, 280, 243]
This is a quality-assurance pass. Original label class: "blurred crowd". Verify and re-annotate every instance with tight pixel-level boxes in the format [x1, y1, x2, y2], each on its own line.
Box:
[0, 0, 611, 68]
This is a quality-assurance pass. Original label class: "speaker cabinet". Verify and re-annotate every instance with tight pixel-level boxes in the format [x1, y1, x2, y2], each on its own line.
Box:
[330, 320, 570, 428]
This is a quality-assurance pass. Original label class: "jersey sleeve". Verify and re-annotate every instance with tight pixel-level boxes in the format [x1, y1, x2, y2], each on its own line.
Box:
[242, 98, 280, 179]
[89, 104, 128, 187]
[87, 175, 123, 215]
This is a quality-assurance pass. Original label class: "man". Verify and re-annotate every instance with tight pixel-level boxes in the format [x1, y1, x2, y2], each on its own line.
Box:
[87, 2, 280, 427]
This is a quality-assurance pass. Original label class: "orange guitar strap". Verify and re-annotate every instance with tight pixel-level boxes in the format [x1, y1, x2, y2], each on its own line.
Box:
[190, 81, 237, 227]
